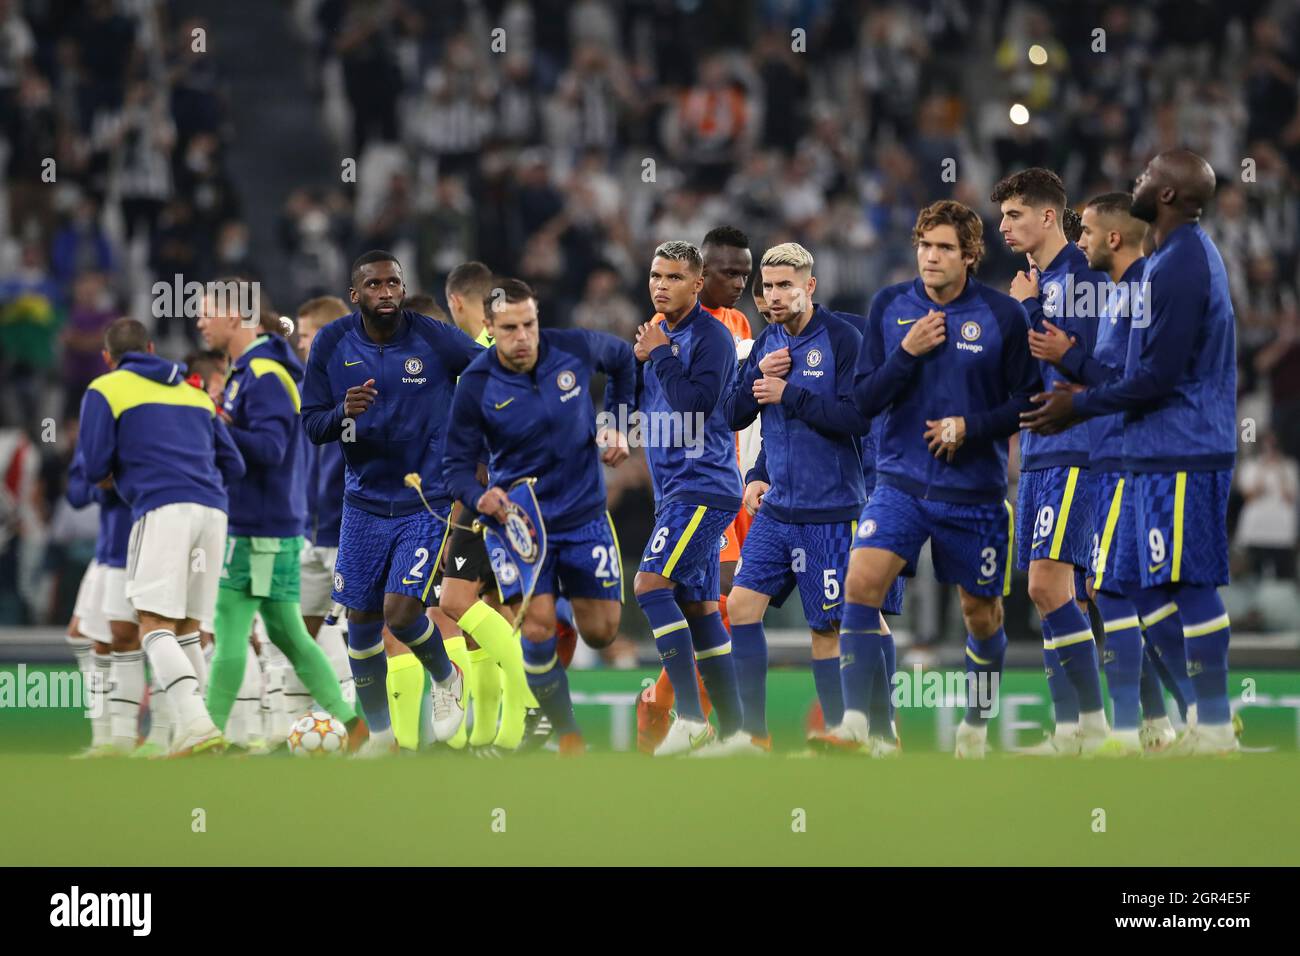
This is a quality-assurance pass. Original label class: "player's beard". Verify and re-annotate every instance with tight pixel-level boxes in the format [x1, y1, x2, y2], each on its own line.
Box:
[362, 299, 404, 329]
[1130, 190, 1157, 223]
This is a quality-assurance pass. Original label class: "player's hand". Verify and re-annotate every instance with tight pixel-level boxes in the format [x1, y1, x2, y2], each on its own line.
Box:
[924, 416, 966, 462]
[759, 347, 792, 378]
[476, 486, 510, 522]
[1010, 267, 1040, 302]
[344, 378, 377, 417]
[215, 406, 233, 425]
[95, 475, 114, 490]
[1020, 381, 1085, 434]
[597, 427, 629, 467]
[635, 321, 671, 360]
[752, 376, 787, 404]
[1028, 319, 1075, 365]
[901, 310, 946, 356]
[743, 480, 770, 516]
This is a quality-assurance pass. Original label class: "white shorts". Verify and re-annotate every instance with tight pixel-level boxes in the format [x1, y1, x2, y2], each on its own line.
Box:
[126, 502, 228, 624]
[299, 542, 338, 618]
[73, 560, 108, 643]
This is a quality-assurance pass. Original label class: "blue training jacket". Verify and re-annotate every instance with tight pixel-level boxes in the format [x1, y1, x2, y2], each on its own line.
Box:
[78, 351, 246, 521]
[1073, 223, 1237, 473]
[67, 447, 132, 568]
[636, 301, 742, 511]
[443, 328, 636, 531]
[220, 334, 310, 538]
[1054, 257, 1147, 474]
[726, 305, 866, 523]
[1018, 242, 1110, 472]
[853, 276, 1040, 505]
[301, 310, 482, 516]
[303, 435, 345, 547]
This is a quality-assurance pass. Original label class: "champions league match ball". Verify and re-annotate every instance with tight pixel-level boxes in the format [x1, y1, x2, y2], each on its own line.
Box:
[286, 712, 348, 757]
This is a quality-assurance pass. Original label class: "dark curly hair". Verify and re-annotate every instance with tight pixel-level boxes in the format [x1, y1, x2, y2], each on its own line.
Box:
[990, 167, 1067, 212]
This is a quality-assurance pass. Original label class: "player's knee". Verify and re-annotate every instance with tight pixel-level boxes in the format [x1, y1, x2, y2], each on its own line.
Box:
[725, 588, 763, 625]
[810, 628, 838, 658]
[846, 563, 887, 607]
[961, 594, 1003, 637]
[1026, 575, 1066, 614]
[382, 595, 423, 632]
[438, 590, 473, 622]
[521, 618, 553, 643]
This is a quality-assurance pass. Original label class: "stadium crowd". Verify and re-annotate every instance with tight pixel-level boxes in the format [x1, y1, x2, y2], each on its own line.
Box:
[2, 0, 1299, 651]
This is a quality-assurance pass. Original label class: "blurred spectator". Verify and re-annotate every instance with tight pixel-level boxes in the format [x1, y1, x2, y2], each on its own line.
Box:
[59, 271, 116, 413]
[1235, 433, 1299, 581]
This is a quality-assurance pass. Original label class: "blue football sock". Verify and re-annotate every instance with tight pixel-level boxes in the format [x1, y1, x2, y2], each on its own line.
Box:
[345, 619, 390, 733]
[730, 622, 768, 738]
[1140, 642, 1175, 719]
[522, 636, 579, 736]
[636, 589, 703, 720]
[811, 657, 844, 728]
[1133, 587, 1197, 715]
[1041, 620, 1080, 725]
[838, 603, 883, 717]
[1045, 599, 1104, 713]
[1095, 591, 1142, 730]
[390, 616, 452, 682]
[689, 612, 743, 737]
[1174, 585, 1232, 726]
[867, 633, 897, 735]
[964, 628, 1007, 726]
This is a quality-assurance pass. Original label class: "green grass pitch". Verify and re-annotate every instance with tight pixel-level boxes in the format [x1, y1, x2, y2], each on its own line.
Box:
[2, 751, 1297, 866]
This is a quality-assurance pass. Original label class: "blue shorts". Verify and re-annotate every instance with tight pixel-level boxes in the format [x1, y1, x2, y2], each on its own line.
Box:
[492, 513, 623, 604]
[1016, 465, 1093, 571]
[1092, 471, 1140, 595]
[853, 484, 1012, 598]
[734, 513, 856, 630]
[1133, 469, 1232, 588]
[332, 504, 451, 612]
[640, 503, 738, 604]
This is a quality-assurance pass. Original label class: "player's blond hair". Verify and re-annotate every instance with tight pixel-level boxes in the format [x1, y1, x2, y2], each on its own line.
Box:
[297, 295, 350, 328]
[760, 242, 814, 274]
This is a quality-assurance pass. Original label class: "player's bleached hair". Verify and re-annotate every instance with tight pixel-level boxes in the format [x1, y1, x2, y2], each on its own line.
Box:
[652, 240, 703, 274]
[760, 242, 815, 273]
[913, 200, 985, 274]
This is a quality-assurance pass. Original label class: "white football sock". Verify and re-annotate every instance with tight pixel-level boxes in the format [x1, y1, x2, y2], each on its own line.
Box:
[141, 629, 209, 728]
[177, 631, 207, 694]
[91, 651, 113, 747]
[230, 641, 263, 747]
[319, 623, 355, 705]
[1080, 710, 1109, 735]
[145, 670, 172, 748]
[109, 650, 145, 748]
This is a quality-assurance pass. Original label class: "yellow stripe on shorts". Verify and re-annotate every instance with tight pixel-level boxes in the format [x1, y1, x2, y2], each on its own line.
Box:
[1003, 500, 1014, 597]
[1048, 467, 1080, 561]
[662, 505, 707, 579]
[1093, 478, 1125, 591]
[422, 518, 454, 604]
[1172, 471, 1186, 583]
[606, 511, 624, 604]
